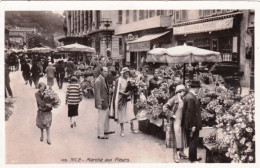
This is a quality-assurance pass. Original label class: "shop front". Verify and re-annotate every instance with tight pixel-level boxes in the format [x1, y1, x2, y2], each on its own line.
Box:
[173, 12, 243, 65]
[125, 31, 171, 70]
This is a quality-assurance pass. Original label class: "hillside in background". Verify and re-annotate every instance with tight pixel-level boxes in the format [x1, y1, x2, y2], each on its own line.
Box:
[5, 11, 64, 35]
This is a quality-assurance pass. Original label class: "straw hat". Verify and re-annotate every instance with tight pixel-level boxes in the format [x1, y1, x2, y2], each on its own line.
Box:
[120, 67, 130, 75]
[175, 85, 186, 93]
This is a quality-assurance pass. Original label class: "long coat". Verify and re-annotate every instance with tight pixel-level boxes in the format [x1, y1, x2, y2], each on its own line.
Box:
[35, 90, 52, 129]
[181, 92, 202, 131]
[45, 65, 56, 78]
[94, 75, 110, 110]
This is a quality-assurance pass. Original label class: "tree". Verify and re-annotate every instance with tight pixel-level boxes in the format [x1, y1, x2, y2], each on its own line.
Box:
[27, 33, 55, 48]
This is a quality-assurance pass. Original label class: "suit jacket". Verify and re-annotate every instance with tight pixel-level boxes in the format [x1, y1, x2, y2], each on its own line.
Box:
[181, 92, 202, 131]
[94, 74, 110, 109]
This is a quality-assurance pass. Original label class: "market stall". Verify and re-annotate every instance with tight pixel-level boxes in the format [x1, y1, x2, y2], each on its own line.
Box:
[147, 44, 222, 84]
[135, 44, 255, 163]
[57, 43, 96, 64]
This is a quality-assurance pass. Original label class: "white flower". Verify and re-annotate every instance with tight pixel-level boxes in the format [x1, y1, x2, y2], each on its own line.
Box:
[252, 135, 255, 142]
[241, 122, 246, 129]
[241, 155, 246, 161]
[246, 142, 252, 147]
[240, 137, 246, 145]
[246, 127, 253, 133]
[248, 156, 254, 162]
[245, 147, 252, 153]
[225, 152, 230, 157]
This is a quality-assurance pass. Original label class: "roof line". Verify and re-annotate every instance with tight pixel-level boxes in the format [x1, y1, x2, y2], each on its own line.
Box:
[172, 11, 243, 27]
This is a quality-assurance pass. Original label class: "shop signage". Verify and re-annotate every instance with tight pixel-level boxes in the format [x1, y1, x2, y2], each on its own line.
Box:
[127, 34, 138, 41]
[129, 41, 150, 52]
[173, 17, 233, 35]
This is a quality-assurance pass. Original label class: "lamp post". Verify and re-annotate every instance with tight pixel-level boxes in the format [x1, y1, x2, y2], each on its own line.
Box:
[104, 20, 111, 49]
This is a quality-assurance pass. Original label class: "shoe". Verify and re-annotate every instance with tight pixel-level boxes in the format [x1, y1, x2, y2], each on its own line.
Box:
[71, 124, 73, 128]
[97, 136, 109, 139]
[40, 137, 43, 142]
[131, 130, 139, 134]
[74, 122, 76, 127]
[120, 132, 125, 137]
[191, 161, 199, 163]
[47, 139, 51, 145]
[190, 158, 202, 163]
[179, 153, 188, 159]
[104, 131, 115, 135]
[173, 156, 179, 163]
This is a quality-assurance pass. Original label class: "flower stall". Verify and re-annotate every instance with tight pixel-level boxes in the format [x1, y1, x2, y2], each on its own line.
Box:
[202, 94, 255, 163]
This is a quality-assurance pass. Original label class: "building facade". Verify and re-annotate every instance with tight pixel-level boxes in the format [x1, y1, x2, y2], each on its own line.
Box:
[172, 9, 254, 87]
[60, 10, 123, 60]
[115, 10, 174, 70]
[8, 26, 37, 49]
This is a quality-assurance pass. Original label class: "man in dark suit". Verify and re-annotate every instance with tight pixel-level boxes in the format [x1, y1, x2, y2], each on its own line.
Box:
[182, 80, 202, 163]
[94, 67, 115, 139]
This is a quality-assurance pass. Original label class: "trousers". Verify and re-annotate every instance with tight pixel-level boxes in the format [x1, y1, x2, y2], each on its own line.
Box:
[97, 108, 110, 137]
[56, 74, 64, 89]
[186, 130, 200, 162]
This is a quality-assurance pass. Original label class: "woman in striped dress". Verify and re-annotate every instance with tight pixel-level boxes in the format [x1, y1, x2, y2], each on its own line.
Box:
[66, 76, 83, 128]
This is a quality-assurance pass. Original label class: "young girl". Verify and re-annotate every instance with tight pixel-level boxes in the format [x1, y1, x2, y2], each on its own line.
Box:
[66, 76, 82, 128]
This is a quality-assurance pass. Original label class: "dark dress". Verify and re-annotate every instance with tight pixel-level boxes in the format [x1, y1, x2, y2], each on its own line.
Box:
[21, 63, 31, 81]
[55, 64, 65, 88]
[31, 65, 41, 88]
[35, 90, 52, 129]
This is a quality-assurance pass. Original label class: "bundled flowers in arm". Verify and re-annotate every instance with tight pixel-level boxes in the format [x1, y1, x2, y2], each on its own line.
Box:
[43, 89, 61, 108]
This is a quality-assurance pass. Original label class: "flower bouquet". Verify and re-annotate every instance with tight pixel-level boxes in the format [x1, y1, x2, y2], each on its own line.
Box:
[43, 89, 61, 109]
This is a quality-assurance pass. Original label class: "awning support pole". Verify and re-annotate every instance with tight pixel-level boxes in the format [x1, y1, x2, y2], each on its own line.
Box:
[183, 63, 186, 85]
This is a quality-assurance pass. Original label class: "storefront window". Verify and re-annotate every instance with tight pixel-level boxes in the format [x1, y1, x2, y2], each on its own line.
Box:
[194, 38, 211, 49]
[219, 37, 233, 62]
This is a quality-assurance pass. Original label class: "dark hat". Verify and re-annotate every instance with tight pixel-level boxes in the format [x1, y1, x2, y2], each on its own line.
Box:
[190, 80, 201, 88]
[71, 76, 78, 82]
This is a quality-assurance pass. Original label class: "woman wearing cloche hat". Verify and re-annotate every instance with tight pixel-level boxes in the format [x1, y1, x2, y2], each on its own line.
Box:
[110, 67, 138, 137]
[163, 84, 188, 163]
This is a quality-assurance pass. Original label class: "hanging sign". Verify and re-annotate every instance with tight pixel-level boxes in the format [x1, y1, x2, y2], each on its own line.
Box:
[129, 41, 150, 52]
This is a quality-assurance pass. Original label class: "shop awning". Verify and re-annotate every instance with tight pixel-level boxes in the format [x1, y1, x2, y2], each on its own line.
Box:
[173, 17, 234, 35]
[128, 31, 170, 52]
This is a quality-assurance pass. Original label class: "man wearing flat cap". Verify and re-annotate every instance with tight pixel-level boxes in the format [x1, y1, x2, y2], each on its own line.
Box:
[181, 80, 202, 163]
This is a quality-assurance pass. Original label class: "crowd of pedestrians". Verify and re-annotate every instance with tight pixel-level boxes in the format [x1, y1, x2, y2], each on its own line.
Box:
[5, 51, 203, 163]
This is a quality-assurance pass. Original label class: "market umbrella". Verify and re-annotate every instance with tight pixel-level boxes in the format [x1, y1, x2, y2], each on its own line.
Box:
[147, 44, 222, 84]
[28, 47, 53, 53]
[57, 43, 96, 53]
[146, 48, 168, 63]
[148, 44, 221, 64]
